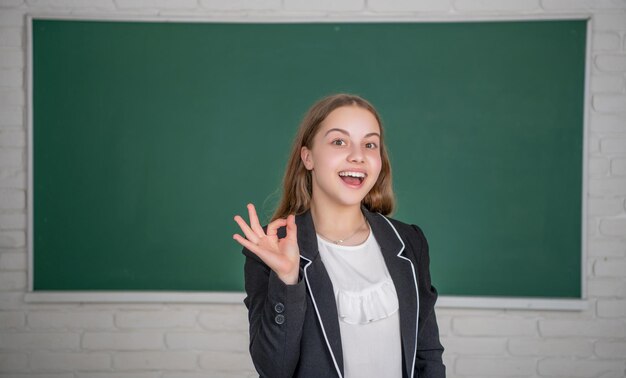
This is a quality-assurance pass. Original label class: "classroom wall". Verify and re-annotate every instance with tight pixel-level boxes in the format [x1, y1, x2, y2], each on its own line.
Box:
[0, 0, 625, 377]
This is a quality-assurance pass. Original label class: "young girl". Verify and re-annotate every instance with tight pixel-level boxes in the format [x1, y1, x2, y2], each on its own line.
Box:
[233, 94, 445, 378]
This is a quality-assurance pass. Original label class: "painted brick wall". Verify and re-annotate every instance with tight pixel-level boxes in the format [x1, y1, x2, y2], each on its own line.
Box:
[1, 1, 625, 377]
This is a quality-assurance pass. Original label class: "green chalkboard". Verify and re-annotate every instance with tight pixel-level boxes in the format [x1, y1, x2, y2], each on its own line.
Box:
[32, 19, 586, 297]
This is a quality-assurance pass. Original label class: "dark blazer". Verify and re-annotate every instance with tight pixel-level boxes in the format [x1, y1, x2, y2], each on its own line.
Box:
[242, 207, 445, 378]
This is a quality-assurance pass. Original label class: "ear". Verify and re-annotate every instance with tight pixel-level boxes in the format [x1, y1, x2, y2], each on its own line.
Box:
[301, 146, 313, 170]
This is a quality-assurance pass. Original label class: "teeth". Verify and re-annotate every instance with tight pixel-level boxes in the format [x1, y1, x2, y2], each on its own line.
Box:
[339, 171, 366, 178]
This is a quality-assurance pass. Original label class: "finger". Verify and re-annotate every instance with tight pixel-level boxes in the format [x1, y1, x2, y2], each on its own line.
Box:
[286, 214, 298, 241]
[233, 234, 270, 260]
[266, 218, 288, 237]
[247, 204, 265, 235]
[234, 215, 260, 244]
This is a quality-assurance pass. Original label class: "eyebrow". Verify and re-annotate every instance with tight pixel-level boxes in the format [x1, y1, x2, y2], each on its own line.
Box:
[324, 128, 380, 138]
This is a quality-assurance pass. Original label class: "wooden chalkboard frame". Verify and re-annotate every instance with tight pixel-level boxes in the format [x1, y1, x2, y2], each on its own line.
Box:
[25, 14, 591, 310]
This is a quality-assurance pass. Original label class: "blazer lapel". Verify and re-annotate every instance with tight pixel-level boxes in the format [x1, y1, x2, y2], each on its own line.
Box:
[296, 211, 344, 377]
[364, 209, 419, 378]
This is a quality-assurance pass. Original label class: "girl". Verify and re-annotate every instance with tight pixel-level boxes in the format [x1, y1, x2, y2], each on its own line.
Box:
[233, 94, 445, 378]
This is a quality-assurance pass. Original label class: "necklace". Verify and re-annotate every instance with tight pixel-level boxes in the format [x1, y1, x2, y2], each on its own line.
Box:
[318, 218, 368, 245]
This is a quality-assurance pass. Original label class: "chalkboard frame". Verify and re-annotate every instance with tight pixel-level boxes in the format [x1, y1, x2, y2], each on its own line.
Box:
[24, 14, 591, 310]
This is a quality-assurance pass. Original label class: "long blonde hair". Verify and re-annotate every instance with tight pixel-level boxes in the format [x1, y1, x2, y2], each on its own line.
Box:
[272, 94, 395, 220]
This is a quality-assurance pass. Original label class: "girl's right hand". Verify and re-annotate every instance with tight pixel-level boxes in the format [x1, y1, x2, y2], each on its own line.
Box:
[233, 204, 300, 285]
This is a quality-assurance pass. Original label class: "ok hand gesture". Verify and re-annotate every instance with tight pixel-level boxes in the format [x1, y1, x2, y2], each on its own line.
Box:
[233, 204, 300, 285]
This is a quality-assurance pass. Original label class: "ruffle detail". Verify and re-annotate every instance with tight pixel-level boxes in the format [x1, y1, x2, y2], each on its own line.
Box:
[335, 279, 399, 325]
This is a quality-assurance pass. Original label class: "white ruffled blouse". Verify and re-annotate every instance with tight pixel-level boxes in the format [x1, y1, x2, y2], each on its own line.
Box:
[317, 230, 403, 378]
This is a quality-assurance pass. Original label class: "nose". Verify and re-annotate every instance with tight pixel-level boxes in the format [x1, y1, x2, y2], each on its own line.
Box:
[347, 144, 364, 163]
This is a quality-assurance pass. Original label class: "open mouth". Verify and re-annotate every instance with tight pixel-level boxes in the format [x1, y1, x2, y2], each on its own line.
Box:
[338, 171, 366, 186]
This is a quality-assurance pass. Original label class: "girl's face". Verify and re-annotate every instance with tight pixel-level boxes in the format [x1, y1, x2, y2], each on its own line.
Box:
[301, 105, 382, 209]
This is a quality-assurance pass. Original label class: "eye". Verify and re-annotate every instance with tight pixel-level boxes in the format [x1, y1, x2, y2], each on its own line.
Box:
[331, 139, 346, 146]
[365, 142, 378, 149]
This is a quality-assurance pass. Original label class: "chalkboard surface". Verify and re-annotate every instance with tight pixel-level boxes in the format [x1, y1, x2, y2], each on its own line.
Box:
[33, 19, 586, 297]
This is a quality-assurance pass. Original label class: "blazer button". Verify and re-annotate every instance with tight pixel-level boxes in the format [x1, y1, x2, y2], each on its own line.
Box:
[275, 314, 285, 325]
[274, 302, 285, 313]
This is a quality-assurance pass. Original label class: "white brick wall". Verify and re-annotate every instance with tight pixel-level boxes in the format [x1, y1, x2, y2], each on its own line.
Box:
[0, 1, 624, 377]
[82, 332, 165, 350]
[28, 311, 116, 329]
[368, 0, 451, 12]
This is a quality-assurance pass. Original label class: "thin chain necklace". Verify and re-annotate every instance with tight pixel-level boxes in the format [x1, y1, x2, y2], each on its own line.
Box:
[318, 218, 368, 245]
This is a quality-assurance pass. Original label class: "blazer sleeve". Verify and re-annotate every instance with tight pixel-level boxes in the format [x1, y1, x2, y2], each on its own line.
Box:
[410, 224, 446, 378]
[242, 247, 307, 378]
